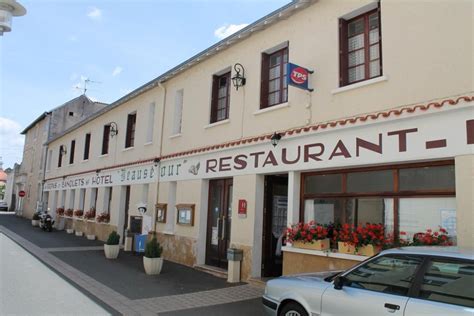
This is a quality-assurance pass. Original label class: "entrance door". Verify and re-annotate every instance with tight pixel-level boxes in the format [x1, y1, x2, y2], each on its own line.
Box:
[262, 175, 288, 277]
[206, 179, 233, 269]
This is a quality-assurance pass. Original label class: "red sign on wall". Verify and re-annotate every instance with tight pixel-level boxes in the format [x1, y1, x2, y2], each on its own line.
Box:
[18, 190, 26, 197]
[238, 199, 247, 216]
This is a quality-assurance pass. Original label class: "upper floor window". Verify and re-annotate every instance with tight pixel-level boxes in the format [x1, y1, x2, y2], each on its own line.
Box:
[173, 89, 184, 135]
[102, 125, 110, 155]
[58, 145, 64, 167]
[84, 133, 91, 160]
[260, 47, 288, 109]
[210, 72, 231, 123]
[69, 140, 76, 164]
[339, 7, 382, 86]
[125, 112, 137, 148]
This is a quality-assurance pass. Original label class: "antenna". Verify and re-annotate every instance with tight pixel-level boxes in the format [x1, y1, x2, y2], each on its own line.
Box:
[76, 77, 101, 95]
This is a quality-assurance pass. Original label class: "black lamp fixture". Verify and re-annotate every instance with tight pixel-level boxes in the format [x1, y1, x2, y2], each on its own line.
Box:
[271, 132, 282, 147]
[109, 122, 118, 138]
[95, 169, 101, 174]
[153, 157, 161, 166]
[231, 63, 246, 90]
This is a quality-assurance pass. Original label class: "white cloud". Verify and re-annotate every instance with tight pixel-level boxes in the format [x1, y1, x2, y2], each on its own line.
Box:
[87, 7, 102, 20]
[112, 66, 123, 76]
[214, 23, 249, 40]
[68, 35, 78, 42]
[0, 117, 25, 168]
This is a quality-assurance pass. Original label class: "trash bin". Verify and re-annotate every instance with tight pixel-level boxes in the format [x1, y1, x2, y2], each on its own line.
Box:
[227, 248, 243, 283]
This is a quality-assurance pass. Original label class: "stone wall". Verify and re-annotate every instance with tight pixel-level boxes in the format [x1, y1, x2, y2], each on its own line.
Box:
[230, 243, 253, 281]
[156, 233, 196, 267]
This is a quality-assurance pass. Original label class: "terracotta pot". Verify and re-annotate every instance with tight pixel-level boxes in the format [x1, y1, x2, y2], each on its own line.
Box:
[104, 244, 120, 259]
[143, 257, 163, 275]
[292, 238, 330, 251]
[31, 220, 39, 227]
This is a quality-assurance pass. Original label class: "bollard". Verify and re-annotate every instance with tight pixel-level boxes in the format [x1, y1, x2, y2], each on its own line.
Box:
[227, 248, 243, 283]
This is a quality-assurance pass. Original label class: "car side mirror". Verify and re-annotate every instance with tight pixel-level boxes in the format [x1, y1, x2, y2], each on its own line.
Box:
[334, 276, 347, 290]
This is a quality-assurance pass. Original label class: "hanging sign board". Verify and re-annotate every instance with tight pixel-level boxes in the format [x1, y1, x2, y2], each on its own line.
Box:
[287, 63, 313, 91]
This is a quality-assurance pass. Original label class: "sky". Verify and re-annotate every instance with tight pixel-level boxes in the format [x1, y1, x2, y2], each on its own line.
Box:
[0, 0, 289, 169]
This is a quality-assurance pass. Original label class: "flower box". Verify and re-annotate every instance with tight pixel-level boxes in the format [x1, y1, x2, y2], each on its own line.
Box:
[338, 242, 381, 256]
[293, 238, 330, 251]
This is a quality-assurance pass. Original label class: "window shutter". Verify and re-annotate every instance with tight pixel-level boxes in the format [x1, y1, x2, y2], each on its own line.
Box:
[260, 53, 270, 109]
[210, 75, 219, 123]
[339, 18, 348, 87]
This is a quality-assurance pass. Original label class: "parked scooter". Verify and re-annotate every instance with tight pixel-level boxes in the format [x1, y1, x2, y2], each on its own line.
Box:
[39, 209, 55, 232]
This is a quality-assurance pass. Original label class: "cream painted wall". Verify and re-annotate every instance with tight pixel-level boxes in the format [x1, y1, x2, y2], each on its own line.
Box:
[455, 154, 474, 249]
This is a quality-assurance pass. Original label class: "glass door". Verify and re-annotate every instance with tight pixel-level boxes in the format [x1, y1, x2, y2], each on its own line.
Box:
[206, 178, 233, 269]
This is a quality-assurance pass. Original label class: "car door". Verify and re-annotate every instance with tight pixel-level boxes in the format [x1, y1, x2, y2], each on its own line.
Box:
[321, 254, 424, 316]
[404, 257, 474, 316]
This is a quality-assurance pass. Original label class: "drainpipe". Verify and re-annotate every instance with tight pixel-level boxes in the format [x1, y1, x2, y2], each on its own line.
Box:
[154, 81, 167, 232]
[40, 113, 52, 209]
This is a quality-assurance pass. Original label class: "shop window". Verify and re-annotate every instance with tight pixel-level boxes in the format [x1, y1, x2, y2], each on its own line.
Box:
[398, 197, 457, 242]
[103, 187, 113, 214]
[69, 189, 76, 209]
[260, 46, 288, 109]
[84, 133, 91, 160]
[210, 72, 231, 123]
[304, 174, 342, 194]
[102, 125, 110, 155]
[90, 188, 98, 209]
[125, 112, 136, 148]
[347, 170, 393, 193]
[78, 188, 86, 210]
[399, 165, 455, 191]
[339, 5, 382, 86]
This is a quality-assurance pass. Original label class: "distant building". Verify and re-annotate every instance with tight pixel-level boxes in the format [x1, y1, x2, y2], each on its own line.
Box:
[0, 160, 6, 200]
[16, 95, 107, 218]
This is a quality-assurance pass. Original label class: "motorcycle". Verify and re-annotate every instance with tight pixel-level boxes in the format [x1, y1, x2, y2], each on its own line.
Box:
[39, 210, 55, 232]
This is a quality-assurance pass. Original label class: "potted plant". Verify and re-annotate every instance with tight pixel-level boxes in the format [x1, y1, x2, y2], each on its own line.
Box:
[65, 209, 73, 217]
[411, 227, 452, 246]
[84, 208, 96, 221]
[104, 231, 120, 259]
[31, 212, 41, 226]
[286, 221, 330, 251]
[335, 223, 385, 256]
[73, 209, 84, 218]
[96, 212, 110, 223]
[143, 235, 164, 275]
[56, 207, 65, 216]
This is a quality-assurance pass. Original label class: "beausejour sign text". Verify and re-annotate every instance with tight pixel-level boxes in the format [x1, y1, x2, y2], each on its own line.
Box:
[44, 163, 157, 191]
[159, 107, 473, 182]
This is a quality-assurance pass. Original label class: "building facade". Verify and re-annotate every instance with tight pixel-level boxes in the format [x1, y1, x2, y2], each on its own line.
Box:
[18, 95, 107, 218]
[44, 0, 473, 281]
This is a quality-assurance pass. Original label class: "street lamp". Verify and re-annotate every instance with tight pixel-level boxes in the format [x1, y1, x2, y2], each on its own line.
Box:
[231, 63, 246, 90]
[270, 132, 282, 147]
[0, 0, 26, 36]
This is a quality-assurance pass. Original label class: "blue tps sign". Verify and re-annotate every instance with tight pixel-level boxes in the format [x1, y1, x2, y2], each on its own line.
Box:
[287, 63, 313, 91]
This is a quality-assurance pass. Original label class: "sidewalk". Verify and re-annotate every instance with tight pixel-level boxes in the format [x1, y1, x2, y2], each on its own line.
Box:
[0, 215, 264, 315]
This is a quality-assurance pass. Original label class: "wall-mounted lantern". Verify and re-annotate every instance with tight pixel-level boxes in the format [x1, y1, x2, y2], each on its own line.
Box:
[231, 63, 246, 90]
[270, 132, 282, 147]
[153, 158, 160, 167]
[109, 122, 118, 138]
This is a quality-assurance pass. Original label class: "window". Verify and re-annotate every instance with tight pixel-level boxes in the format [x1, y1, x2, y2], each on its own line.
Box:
[146, 103, 155, 143]
[261, 47, 288, 108]
[102, 125, 110, 155]
[69, 140, 75, 164]
[419, 259, 474, 308]
[302, 162, 456, 242]
[84, 133, 91, 160]
[68, 111, 74, 117]
[345, 255, 423, 296]
[125, 112, 137, 148]
[104, 187, 112, 213]
[90, 187, 98, 209]
[58, 146, 64, 167]
[46, 150, 52, 171]
[60, 190, 66, 208]
[69, 189, 76, 209]
[79, 188, 85, 210]
[173, 90, 184, 135]
[210, 72, 231, 123]
[339, 6, 382, 86]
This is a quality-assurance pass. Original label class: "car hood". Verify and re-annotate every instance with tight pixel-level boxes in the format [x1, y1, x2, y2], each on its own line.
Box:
[281, 270, 342, 282]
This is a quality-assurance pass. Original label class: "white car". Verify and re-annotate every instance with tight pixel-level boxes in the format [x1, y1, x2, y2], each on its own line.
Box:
[263, 247, 474, 316]
[0, 200, 8, 211]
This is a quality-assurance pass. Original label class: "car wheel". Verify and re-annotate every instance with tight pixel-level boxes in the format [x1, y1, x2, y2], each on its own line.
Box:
[279, 302, 308, 316]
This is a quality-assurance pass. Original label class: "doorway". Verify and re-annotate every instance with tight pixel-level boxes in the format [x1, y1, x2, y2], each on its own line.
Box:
[206, 178, 233, 269]
[262, 174, 288, 278]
